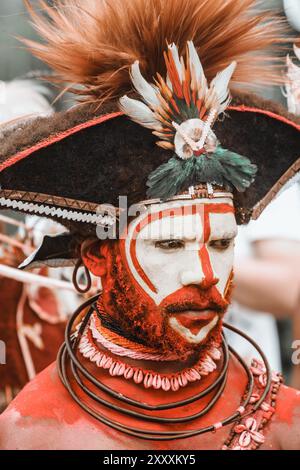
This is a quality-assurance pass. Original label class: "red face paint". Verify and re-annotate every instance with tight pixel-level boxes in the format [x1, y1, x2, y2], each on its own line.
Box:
[94, 200, 235, 359]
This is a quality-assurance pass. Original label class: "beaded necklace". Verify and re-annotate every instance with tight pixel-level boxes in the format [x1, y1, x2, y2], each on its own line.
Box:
[57, 295, 276, 443]
[78, 313, 222, 392]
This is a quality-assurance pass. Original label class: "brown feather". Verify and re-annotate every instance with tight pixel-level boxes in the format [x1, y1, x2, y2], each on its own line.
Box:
[23, 0, 288, 105]
[156, 141, 174, 150]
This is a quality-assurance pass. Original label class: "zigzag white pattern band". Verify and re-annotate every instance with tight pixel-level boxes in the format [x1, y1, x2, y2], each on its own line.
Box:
[0, 196, 115, 226]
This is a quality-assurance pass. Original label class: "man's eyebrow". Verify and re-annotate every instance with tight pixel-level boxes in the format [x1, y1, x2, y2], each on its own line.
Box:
[209, 230, 238, 240]
[143, 233, 195, 240]
[140, 227, 198, 240]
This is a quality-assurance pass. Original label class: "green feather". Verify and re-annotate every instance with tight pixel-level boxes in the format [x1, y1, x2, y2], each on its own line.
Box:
[146, 146, 257, 199]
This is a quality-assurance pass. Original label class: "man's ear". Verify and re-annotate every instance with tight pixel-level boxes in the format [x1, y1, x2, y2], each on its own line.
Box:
[81, 239, 108, 278]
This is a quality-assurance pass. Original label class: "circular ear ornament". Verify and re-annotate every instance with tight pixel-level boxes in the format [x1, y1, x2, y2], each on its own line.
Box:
[72, 259, 92, 294]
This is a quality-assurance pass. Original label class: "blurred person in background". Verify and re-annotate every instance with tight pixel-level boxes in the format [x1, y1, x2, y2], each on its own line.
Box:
[227, 183, 300, 385]
[227, 23, 300, 387]
[0, 78, 84, 412]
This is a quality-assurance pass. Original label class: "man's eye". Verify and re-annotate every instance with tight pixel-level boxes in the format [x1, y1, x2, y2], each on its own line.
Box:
[155, 240, 185, 250]
[209, 238, 233, 250]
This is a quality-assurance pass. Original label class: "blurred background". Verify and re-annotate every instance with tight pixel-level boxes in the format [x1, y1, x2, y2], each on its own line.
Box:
[0, 0, 292, 101]
[0, 0, 299, 409]
[0, 0, 71, 111]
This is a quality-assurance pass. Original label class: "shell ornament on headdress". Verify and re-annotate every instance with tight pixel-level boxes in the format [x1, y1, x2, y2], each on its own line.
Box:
[120, 42, 257, 200]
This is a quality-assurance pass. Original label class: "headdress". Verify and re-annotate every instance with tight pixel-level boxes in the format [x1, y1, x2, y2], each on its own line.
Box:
[0, 0, 299, 264]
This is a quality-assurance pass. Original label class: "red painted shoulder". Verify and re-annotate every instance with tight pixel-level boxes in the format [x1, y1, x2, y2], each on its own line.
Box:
[2, 362, 82, 425]
[269, 384, 300, 450]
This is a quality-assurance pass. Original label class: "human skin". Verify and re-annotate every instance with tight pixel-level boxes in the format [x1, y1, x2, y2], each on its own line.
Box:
[0, 198, 300, 449]
[0, 357, 300, 450]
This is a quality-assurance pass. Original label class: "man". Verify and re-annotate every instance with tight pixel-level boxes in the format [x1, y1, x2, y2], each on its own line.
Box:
[0, 0, 300, 450]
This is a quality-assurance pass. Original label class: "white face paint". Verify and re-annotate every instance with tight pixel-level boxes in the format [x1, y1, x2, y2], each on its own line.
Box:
[122, 198, 237, 344]
[169, 314, 219, 344]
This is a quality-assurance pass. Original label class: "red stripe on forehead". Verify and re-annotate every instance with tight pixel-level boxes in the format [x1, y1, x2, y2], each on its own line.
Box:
[203, 203, 234, 214]
[191, 203, 235, 243]
[133, 203, 233, 237]
[134, 206, 187, 234]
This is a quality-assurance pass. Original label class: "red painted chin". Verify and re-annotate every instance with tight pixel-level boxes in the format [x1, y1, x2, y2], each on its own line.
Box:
[170, 309, 219, 334]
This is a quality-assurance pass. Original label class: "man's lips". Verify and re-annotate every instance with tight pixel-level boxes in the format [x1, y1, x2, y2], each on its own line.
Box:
[170, 309, 219, 334]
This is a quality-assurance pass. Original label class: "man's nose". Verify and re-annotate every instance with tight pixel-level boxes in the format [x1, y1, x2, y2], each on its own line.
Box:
[180, 249, 219, 289]
[180, 270, 219, 289]
[180, 259, 204, 286]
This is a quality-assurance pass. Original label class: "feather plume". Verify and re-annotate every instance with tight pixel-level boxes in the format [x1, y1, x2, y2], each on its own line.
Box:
[23, 0, 287, 105]
[119, 96, 162, 130]
[130, 61, 160, 107]
[210, 62, 237, 113]
[187, 41, 206, 93]
[120, 42, 235, 150]
[146, 148, 257, 199]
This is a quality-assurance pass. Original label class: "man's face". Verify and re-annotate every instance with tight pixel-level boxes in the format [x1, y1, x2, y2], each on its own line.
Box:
[94, 197, 237, 358]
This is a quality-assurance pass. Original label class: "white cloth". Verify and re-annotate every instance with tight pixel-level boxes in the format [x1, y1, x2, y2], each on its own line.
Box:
[226, 184, 300, 371]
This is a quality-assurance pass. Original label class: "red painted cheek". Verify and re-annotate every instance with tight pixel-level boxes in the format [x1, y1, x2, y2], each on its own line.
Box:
[118, 238, 156, 303]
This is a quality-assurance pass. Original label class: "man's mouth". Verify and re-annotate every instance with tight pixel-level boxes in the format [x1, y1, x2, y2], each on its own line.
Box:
[170, 309, 217, 332]
[168, 308, 220, 343]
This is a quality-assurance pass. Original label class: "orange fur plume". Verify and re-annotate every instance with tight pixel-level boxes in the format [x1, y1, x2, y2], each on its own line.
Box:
[23, 0, 287, 105]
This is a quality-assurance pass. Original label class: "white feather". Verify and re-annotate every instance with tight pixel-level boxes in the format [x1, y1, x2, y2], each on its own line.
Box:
[210, 61, 236, 113]
[119, 95, 162, 130]
[130, 61, 160, 107]
[166, 74, 173, 91]
[168, 43, 184, 83]
[187, 41, 207, 91]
